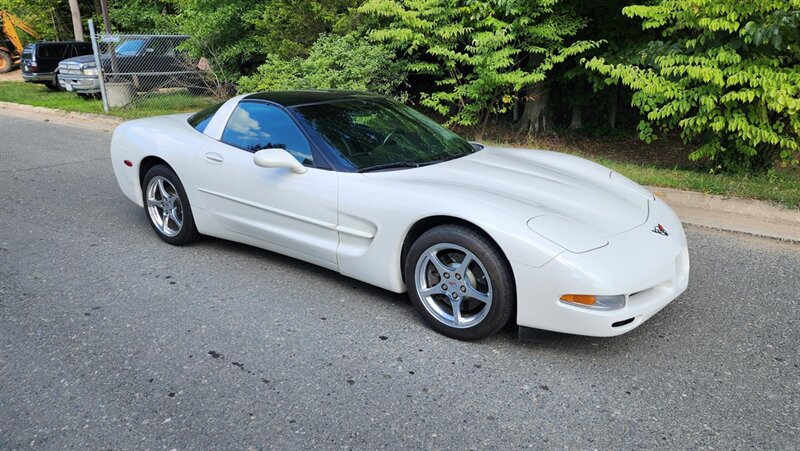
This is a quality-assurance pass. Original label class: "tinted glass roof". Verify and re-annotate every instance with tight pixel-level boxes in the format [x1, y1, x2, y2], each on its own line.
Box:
[244, 90, 382, 107]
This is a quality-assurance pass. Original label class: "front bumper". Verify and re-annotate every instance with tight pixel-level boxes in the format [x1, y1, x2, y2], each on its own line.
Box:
[513, 197, 689, 337]
[57, 73, 101, 93]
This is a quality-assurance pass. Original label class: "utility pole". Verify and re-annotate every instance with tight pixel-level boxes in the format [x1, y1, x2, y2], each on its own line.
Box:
[100, 0, 112, 33]
[98, 0, 118, 75]
[68, 0, 83, 41]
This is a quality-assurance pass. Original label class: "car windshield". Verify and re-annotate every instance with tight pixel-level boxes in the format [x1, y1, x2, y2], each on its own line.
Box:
[292, 99, 476, 171]
[115, 40, 145, 56]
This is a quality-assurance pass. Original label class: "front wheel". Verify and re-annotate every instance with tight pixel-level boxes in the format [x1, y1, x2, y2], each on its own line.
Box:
[404, 225, 515, 340]
[142, 165, 199, 245]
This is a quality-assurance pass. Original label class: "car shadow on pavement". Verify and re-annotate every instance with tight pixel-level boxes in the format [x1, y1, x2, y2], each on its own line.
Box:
[129, 215, 672, 356]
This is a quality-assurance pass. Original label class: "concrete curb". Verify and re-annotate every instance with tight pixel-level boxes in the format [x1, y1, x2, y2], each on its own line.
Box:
[1, 102, 797, 243]
[0, 101, 122, 132]
[649, 187, 799, 243]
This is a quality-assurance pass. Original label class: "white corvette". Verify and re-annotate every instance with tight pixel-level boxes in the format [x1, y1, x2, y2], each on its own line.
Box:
[111, 90, 689, 340]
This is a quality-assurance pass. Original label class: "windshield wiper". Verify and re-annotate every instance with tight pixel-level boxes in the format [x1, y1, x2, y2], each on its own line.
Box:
[358, 161, 421, 173]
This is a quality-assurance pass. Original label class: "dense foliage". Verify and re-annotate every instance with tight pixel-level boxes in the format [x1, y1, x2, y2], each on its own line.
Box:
[3, 0, 798, 171]
[0, 0, 70, 40]
[585, 0, 800, 170]
[237, 33, 406, 96]
[167, 0, 359, 78]
[358, 0, 600, 130]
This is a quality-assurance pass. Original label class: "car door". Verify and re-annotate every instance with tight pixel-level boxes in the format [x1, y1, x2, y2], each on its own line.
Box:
[194, 101, 339, 265]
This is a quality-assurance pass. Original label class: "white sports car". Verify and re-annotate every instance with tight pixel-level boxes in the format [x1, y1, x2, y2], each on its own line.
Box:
[110, 90, 689, 340]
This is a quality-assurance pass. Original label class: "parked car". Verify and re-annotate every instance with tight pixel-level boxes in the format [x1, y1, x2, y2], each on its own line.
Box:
[21, 41, 93, 90]
[110, 90, 690, 341]
[57, 35, 198, 96]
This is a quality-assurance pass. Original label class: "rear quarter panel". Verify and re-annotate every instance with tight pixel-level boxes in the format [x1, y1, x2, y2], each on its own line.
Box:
[110, 113, 207, 209]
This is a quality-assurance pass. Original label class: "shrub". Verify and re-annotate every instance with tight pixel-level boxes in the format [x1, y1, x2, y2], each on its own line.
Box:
[237, 33, 407, 97]
[585, 0, 800, 172]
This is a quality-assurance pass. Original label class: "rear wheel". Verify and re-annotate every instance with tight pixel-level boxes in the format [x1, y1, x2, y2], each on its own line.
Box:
[0, 52, 12, 74]
[404, 225, 515, 340]
[142, 165, 199, 245]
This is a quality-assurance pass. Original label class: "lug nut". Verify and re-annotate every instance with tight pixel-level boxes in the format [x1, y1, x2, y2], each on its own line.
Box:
[460, 286, 466, 292]
[455, 274, 462, 280]
[441, 284, 448, 291]
[443, 273, 450, 279]
[451, 292, 458, 299]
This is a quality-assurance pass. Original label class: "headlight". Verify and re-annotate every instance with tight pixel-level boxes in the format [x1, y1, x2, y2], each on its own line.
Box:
[560, 294, 626, 310]
[82, 68, 98, 76]
[527, 214, 607, 253]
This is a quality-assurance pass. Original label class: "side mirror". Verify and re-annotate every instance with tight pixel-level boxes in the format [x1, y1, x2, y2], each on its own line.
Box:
[253, 148, 307, 174]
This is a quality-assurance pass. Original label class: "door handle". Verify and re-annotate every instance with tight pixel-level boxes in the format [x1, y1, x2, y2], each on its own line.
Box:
[204, 152, 224, 164]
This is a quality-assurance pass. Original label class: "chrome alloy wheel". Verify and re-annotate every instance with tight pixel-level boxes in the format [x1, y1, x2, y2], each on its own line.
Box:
[414, 243, 493, 329]
[145, 176, 183, 237]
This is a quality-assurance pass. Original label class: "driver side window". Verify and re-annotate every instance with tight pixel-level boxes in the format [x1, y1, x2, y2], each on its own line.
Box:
[222, 102, 314, 166]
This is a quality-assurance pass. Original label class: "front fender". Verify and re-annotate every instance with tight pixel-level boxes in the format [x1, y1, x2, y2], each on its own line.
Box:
[335, 171, 565, 293]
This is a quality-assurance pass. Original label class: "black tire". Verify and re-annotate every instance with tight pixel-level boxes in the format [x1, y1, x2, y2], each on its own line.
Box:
[141, 165, 199, 246]
[0, 52, 12, 74]
[404, 224, 515, 341]
[44, 81, 60, 91]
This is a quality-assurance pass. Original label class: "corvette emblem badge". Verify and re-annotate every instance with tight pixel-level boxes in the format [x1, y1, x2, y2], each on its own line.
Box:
[652, 224, 669, 236]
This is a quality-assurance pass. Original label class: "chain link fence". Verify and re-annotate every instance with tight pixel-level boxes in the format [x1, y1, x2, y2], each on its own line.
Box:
[80, 20, 232, 113]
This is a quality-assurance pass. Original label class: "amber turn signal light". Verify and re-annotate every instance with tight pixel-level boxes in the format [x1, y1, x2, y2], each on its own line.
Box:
[560, 294, 626, 310]
[560, 294, 596, 305]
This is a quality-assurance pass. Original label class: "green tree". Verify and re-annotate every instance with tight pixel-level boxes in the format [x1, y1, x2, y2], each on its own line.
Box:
[585, 0, 800, 171]
[358, 0, 599, 135]
[0, 0, 68, 40]
[555, 0, 657, 134]
[170, 0, 360, 79]
[105, 0, 177, 33]
[237, 32, 406, 96]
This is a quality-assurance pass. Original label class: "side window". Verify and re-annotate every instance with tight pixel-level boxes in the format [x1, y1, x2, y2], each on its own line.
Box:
[221, 102, 314, 166]
[37, 44, 68, 59]
[188, 102, 223, 133]
[71, 44, 93, 57]
[146, 38, 177, 57]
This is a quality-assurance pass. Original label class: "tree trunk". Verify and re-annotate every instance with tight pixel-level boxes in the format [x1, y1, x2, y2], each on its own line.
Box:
[517, 82, 551, 137]
[50, 8, 60, 41]
[608, 90, 618, 129]
[100, 0, 112, 34]
[568, 105, 583, 131]
[68, 0, 84, 41]
[512, 97, 519, 122]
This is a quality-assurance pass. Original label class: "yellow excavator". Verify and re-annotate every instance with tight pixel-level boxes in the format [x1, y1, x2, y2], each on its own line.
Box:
[1, 10, 41, 73]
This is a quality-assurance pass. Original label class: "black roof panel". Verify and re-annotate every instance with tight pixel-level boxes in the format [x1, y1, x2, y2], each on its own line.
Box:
[244, 90, 382, 107]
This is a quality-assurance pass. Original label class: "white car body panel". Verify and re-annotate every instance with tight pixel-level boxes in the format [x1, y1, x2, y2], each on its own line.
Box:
[111, 105, 689, 337]
[195, 140, 339, 265]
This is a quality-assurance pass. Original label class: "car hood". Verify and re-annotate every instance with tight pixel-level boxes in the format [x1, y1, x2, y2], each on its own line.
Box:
[59, 54, 96, 66]
[365, 146, 652, 239]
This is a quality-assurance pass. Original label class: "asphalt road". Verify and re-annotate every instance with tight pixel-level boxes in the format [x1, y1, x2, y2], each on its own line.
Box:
[1, 113, 798, 449]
